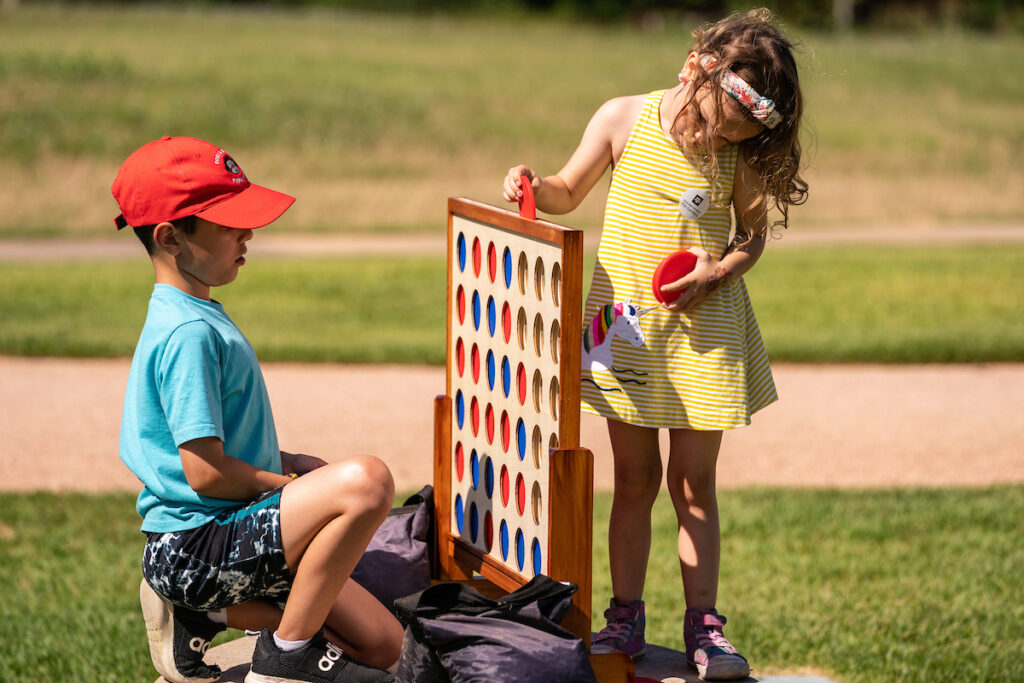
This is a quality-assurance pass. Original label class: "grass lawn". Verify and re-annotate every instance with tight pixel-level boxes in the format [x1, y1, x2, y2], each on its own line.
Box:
[0, 5, 1022, 235]
[1, 487, 1021, 681]
[1, 244, 1022, 364]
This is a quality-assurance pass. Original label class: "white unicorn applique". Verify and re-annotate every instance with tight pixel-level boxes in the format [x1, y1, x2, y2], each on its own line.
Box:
[581, 300, 655, 375]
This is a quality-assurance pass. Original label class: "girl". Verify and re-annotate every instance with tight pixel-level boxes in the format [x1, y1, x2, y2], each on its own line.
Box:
[502, 9, 807, 681]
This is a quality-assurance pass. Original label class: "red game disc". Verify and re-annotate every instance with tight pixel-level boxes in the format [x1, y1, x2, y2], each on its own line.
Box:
[500, 465, 510, 506]
[517, 363, 527, 406]
[454, 442, 464, 482]
[501, 411, 510, 452]
[652, 250, 698, 304]
[484, 511, 493, 550]
[455, 338, 465, 377]
[516, 473, 526, 516]
[485, 404, 495, 444]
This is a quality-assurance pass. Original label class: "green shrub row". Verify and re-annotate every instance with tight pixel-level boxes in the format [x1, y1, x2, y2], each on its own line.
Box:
[41, 0, 1024, 32]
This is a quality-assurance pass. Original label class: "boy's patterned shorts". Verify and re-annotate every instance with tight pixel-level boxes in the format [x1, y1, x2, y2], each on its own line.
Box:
[142, 486, 292, 611]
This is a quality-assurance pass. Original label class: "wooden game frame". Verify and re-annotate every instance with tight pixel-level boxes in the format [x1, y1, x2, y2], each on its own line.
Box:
[433, 197, 634, 682]
[434, 196, 592, 636]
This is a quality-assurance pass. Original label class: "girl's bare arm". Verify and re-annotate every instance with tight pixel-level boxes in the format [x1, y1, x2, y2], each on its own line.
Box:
[662, 150, 768, 310]
[503, 95, 643, 215]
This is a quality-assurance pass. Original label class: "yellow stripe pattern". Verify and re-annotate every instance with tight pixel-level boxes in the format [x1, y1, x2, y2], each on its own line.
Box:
[580, 90, 777, 430]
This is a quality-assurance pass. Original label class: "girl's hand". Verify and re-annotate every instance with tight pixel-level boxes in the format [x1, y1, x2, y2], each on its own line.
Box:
[502, 165, 539, 203]
[281, 450, 328, 477]
[661, 247, 733, 312]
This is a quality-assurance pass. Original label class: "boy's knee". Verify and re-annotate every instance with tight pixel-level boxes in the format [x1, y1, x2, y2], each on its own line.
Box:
[333, 455, 395, 515]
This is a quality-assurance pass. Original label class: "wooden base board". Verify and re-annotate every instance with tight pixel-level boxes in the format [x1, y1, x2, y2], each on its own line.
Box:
[591, 651, 636, 682]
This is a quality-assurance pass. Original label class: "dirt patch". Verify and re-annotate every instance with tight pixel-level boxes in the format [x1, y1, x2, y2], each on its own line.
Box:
[4, 355, 1021, 493]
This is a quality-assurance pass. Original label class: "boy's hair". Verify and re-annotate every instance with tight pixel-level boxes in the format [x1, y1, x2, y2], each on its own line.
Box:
[688, 8, 808, 238]
[132, 215, 198, 255]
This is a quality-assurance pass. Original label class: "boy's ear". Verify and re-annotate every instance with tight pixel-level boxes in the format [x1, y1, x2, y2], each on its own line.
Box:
[152, 221, 182, 256]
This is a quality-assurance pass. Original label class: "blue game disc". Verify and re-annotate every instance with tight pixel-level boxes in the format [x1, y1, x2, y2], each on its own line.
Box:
[487, 296, 496, 337]
[501, 357, 511, 398]
[485, 457, 494, 498]
[471, 449, 479, 490]
[455, 494, 464, 534]
[532, 538, 542, 576]
[455, 391, 464, 430]
[470, 502, 479, 543]
[500, 520, 509, 561]
[472, 291, 481, 331]
[516, 418, 526, 461]
[515, 529, 525, 571]
[503, 246, 512, 289]
[457, 233, 466, 273]
[486, 351, 496, 391]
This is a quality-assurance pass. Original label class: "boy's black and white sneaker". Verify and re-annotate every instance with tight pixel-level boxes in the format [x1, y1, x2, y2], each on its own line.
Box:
[140, 579, 226, 683]
[245, 628, 395, 683]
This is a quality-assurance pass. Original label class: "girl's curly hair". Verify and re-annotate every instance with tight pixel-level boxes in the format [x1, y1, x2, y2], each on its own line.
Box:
[687, 8, 809, 239]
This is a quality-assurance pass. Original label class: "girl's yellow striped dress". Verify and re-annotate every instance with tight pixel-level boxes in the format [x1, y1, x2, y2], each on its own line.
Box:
[580, 90, 777, 430]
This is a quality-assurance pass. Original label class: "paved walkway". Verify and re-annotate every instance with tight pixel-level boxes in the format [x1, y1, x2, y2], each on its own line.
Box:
[4, 356, 1022, 493]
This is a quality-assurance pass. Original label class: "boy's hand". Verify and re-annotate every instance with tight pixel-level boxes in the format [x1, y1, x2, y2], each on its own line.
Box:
[281, 450, 327, 477]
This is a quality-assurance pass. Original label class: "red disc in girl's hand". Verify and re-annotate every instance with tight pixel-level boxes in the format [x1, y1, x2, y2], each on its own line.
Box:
[652, 250, 698, 304]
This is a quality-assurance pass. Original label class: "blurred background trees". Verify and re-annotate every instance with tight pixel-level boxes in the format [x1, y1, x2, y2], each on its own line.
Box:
[23, 0, 1024, 33]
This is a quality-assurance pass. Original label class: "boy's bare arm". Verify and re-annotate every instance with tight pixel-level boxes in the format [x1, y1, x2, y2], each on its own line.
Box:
[180, 437, 292, 501]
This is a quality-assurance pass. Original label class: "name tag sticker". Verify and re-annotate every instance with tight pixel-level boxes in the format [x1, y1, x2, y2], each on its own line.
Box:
[678, 188, 710, 220]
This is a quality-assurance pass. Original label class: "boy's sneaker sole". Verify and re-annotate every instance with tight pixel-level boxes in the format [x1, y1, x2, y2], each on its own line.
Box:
[244, 628, 394, 683]
[140, 580, 221, 683]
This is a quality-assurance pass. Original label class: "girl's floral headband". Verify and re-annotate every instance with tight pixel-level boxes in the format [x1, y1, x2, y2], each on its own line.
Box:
[688, 54, 783, 130]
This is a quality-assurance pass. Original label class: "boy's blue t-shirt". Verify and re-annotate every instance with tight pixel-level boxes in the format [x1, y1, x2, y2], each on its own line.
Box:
[120, 284, 282, 533]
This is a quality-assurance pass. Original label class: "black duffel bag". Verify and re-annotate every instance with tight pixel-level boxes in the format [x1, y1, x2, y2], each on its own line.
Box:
[393, 575, 597, 683]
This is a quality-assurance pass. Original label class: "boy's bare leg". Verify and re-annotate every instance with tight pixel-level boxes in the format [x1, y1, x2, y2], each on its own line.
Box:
[666, 428, 723, 609]
[226, 600, 285, 632]
[606, 418, 663, 603]
[227, 582, 401, 667]
[273, 455, 402, 669]
[321, 578, 404, 665]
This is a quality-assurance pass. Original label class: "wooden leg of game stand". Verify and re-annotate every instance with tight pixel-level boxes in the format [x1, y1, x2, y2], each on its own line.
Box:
[589, 652, 636, 683]
[432, 395, 465, 580]
[547, 447, 593, 642]
[548, 448, 635, 683]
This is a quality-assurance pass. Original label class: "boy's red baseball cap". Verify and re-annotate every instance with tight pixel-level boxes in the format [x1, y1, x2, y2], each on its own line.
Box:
[111, 136, 295, 230]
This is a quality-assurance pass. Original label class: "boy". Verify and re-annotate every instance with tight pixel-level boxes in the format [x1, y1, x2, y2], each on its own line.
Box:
[113, 136, 402, 683]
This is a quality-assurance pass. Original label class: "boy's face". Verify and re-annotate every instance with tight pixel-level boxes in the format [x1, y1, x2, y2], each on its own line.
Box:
[176, 218, 253, 290]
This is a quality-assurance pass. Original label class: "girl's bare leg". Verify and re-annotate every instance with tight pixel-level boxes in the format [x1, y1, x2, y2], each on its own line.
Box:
[606, 418, 663, 603]
[666, 428, 723, 609]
